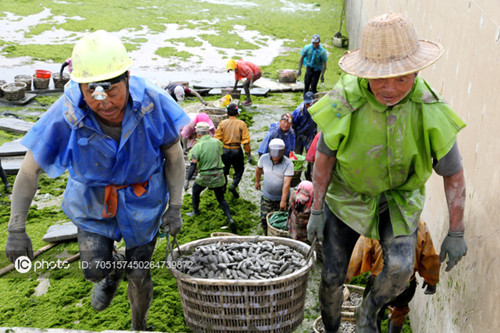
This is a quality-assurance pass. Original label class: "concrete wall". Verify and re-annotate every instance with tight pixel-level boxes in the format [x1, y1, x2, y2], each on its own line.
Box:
[344, 1, 500, 332]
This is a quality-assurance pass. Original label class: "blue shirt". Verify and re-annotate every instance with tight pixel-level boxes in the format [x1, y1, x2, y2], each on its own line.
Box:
[300, 44, 328, 71]
[21, 76, 190, 248]
[257, 122, 295, 157]
[292, 102, 317, 137]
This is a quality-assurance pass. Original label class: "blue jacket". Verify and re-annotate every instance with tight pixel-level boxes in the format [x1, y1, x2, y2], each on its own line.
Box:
[257, 122, 295, 157]
[21, 76, 190, 248]
[292, 102, 317, 137]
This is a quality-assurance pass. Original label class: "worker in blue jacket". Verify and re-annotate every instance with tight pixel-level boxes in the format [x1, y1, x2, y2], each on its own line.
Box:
[257, 113, 295, 157]
[292, 91, 317, 155]
[5, 30, 190, 330]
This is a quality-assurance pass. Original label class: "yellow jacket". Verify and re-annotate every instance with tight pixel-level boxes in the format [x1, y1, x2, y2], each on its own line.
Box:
[214, 116, 251, 154]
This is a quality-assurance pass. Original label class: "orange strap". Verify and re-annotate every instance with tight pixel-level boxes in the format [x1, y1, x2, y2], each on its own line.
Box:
[102, 180, 148, 218]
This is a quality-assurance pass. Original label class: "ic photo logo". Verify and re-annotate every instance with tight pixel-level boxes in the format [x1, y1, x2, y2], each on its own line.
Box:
[14, 256, 32, 274]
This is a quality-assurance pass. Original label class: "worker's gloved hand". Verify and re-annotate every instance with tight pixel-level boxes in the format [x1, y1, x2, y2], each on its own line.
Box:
[161, 204, 183, 236]
[307, 209, 326, 242]
[184, 180, 189, 191]
[247, 154, 253, 164]
[5, 230, 34, 263]
[422, 282, 437, 295]
[297, 69, 301, 77]
[202, 101, 209, 106]
[321, 75, 325, 83]
[439, 231, 467, 272]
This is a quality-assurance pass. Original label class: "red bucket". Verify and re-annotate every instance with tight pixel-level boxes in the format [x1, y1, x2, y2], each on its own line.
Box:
[35, 70, 52, 79]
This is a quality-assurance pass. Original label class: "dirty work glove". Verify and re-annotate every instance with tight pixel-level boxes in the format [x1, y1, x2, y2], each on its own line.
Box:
[5, 230, 34, 263]
[184, 180, 190, 191]
[247, 154, 253, 164]
[439, 231, 467, 272]
[422, 282, 437, 295]
[161, 204, 182, 236]
[307, 209, 326, 243]
[297, 69, 301, 77]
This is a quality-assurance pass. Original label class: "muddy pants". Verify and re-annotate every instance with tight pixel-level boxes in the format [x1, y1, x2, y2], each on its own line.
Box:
[78, 228, 157, 330]
[221, 147, 244, 189]
[320, 205, 417, 333]
[242, 71, 262, 101]
[304, 66, 321, 94]
[364, 274, 417, 330]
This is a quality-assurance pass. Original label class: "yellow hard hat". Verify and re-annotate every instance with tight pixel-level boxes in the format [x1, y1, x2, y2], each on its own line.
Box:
[71, 30, 133, 83]
[226, 59, 237, 71]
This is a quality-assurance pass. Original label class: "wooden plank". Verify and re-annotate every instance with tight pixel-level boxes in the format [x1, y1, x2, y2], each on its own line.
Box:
[2, 155, 25, 174]
[0, 139, 27, 157]
[208, 87, 270, 97]
[0, 117, 34, 134]
[26, 88, 64, 95]
[0, 93, 37, 106]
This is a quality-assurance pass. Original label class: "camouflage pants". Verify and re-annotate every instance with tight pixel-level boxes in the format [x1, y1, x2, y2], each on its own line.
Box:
[260, 195, 281, 235]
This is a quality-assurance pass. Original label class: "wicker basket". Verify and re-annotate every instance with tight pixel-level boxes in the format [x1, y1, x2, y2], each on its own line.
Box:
[168, 236, 316, 333]
[33, 75, 50, 89]
[52, 72, 70, 88]
[0, 80, 6, 97]
[312, 284, 366, 332]
[210, 232, 237, 238]
[266, 212, 290, 238]
[202, 108, 228, 128]
[14, 75, 32, 90]
[2, 82, 26, 101]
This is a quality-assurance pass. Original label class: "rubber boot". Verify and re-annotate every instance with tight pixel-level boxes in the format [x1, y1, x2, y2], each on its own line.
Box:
[355, 292, 380, 333]
[228, 185, 239, 199]
[260, 221, 268, 236]
[222, 205, 237, 233]
[388, 321, 403, 333]
[91, 253, 126, 311]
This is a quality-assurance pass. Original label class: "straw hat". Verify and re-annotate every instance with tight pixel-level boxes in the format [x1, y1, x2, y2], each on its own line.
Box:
[338, 13, 443, 79]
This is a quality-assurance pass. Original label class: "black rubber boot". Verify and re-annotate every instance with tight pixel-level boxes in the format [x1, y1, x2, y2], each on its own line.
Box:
[355, 292, 380, 333]
[221, 205, 237, 233]
[228, 218, 237, 233]
[388, 321, 403, 333]
[260, 222, 268, 236]
[228, 185, 239, 199]
[91, 254, 126, 311]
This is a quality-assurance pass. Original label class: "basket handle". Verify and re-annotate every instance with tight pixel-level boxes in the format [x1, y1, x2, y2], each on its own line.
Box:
[306, 237, 317, 262]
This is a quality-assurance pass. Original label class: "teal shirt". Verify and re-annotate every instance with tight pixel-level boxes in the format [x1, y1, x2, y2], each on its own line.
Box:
[189, 135, 225, 188]
[300, 44, 328, 71]
[309, 74, 466, 239]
